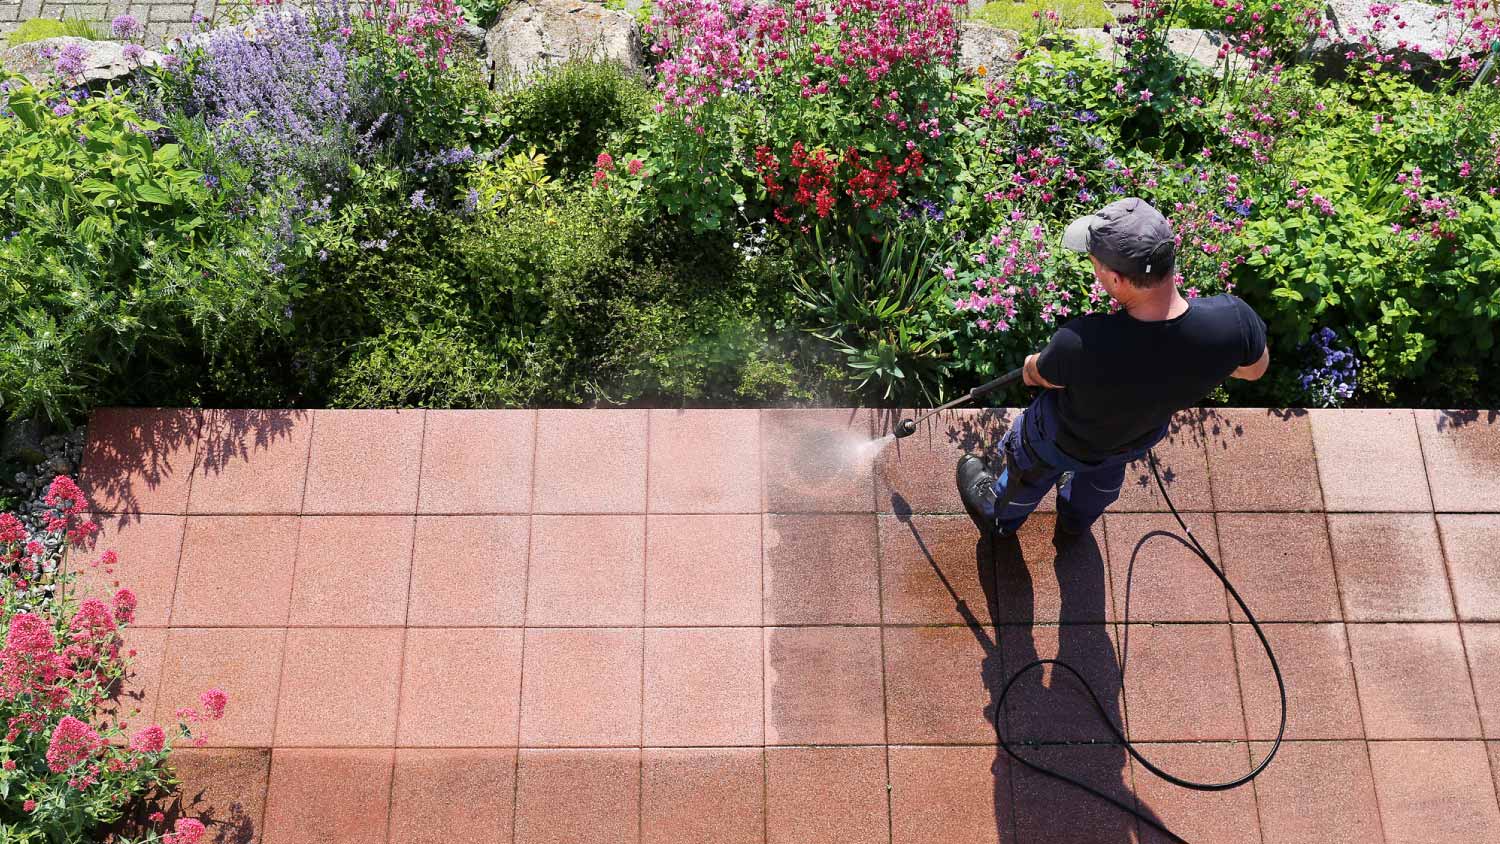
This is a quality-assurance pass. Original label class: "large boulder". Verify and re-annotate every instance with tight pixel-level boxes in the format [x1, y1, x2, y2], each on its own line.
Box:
[1307, 0, 1478, 66]
[485, 0, 643, 89]
[0, 37, 163, 87]
[959, 20, 1021, 74]
[1066, 27, 1243, 77]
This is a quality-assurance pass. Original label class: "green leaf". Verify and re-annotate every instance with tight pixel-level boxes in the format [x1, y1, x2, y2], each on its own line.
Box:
[1271, 287, 1304, 302]
[134, 183, 173, 205]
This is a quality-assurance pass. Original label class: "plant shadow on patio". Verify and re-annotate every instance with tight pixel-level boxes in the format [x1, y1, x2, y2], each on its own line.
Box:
[889, 490, 1161, 842]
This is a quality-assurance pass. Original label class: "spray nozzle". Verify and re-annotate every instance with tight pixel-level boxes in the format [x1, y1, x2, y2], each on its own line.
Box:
[894, 418, 918, 438]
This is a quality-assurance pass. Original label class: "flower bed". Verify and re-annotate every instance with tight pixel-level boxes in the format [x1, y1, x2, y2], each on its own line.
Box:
[1, 0, 1499, 431]
[0, 477, 227, 843]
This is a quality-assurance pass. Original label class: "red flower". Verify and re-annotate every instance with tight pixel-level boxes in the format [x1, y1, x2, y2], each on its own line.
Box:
[163, 818, 207, 844]
[45, 716, 103, 773]
[200, 688, 229, 720]
[130, 724, 166, 754]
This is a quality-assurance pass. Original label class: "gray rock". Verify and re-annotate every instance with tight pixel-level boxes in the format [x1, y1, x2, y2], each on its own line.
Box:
[1308, 0, 1477, 66]
[2, 417, 46, 467]
[0, 37, 163, 87]
[1065, 27, 1243, 77]
[485, 0, 643, 89]
[457, 21, 489, 56]
[959, 20, 1020, 74]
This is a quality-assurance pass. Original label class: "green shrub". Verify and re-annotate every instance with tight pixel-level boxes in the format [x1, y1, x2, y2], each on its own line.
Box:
[6, 18, 101, 47]
[497, 59, 654, 177]
[972, 0, 1112, 30]
[0, 78, 288, 425]
[792, 224, 959, 404]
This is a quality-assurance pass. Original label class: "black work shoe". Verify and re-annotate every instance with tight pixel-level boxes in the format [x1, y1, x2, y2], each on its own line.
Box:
[957, 455, 1000, 536]
[1054, 518, 1091, 543]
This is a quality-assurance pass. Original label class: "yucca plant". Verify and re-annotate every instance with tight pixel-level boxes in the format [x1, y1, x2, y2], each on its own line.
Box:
[792, 225, 958, 405]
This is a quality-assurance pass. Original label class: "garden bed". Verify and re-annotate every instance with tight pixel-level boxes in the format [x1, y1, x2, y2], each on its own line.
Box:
[1, 0, 1497, 431]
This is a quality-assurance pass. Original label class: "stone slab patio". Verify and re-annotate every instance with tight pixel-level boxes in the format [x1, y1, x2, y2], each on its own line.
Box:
[69, 406, 1500, 843]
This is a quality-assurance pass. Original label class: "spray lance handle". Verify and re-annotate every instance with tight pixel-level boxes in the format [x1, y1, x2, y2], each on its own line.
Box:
[893, 364, 1026, 438]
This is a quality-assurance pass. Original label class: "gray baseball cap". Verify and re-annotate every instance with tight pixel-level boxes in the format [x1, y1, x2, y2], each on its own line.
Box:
[1062, 197, 1176, 277]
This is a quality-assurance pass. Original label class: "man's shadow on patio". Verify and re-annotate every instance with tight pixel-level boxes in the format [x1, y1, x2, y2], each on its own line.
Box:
[890, 492, 1166, 843]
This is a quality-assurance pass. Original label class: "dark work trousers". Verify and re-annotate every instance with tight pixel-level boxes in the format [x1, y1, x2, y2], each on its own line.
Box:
[989, 390, 1168, 534]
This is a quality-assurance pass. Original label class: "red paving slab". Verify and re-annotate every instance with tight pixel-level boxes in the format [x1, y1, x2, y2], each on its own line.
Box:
[532, 409, 648, 513]
[172, 515, 298, 626]
[1438, 513, 1500, 621]
[1009, 744, 1141, 844]
[72, 512, 184, 628]
[262, 748, 393, 844]
[82, 407, 201, 514]
[158, 627, 285, 747]
[1129, 742, 1261, 844]
[1309, 408, 1433, 511]
[397, 627, 523, 747]
[1233, 622, 1364, 740]
[409, 514, 529, 626]
[1250, 740, 1384, 844]
[1203, 409, 1324, 512]
[1328, 512, 1455, 622]
[640, 748, 764, 844]
[513, 749, 640, 844]
[761, 409, 875, 513]
[887, 745, 1014, 844]
[526, 514, 645, 626]
[1347, 622, 1482, 740]
[190, 409, 312, 514]
[389, 748, 516, 844]
[272, 627, 403, 747]
[287, 515, 413, 626]
[1105, 511, 1226, 623]
[303, 409, 423, 514]
[647, 409, 762, 513]
[643, 627, 763, 746]
[1368, 740, 1500, 844]
[1462, 623, 1500, 739]
[73, 406, 1500, 842]
[765, 747, 890, 844]
[1416, 409, 1500, 511]
[762, 514, 881, 625]
[418, 409, 534, 514]
[1217, 512, 1342, 623]
[645, 514, 761, 625]
[883, 624, 999, 744]
[1113, 410, 1214, 512]
[763, 626, 885, 745]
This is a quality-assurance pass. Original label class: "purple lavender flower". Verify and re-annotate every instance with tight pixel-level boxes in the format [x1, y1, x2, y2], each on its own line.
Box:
[112, 14, 142, 38]
[51, 103, 73, 117]
[409, 189, 431, 211]
[180, 1, 379, 195]
[462, 188, 480, 215]
[54, 42, 89, 78]
[122, 43, 145, 62]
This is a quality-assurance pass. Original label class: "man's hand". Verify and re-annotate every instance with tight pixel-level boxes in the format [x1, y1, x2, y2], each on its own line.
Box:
[1231, 346, 1270, 381]
[1023, 353, 1062, 389]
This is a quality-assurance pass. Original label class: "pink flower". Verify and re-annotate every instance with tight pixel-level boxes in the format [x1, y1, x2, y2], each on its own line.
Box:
[1139, 89, 1153, 102]
[46, 717, 103, 773]
[627, 159, 644, 175]
[130, 724, 166, 753]
[6, 613, 55, 653]
[200, 688, 228, 720]
[112, 588, 137, 625]
[150, 811, 166, 824]
[163, 818, 207, 844]
[2, 760, 14, 770]
[23, 800, 36, 812]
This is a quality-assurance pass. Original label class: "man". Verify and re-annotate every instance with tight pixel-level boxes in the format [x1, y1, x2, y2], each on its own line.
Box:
[958, 197, 1270, 539]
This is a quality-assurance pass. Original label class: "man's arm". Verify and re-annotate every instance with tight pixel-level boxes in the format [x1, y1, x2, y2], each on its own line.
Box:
[1023, 353, 1063, 389]
[1231, 346, 1270, 381]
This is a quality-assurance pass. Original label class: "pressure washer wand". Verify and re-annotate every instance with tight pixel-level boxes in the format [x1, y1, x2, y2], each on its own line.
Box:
[894, 365, 1024, 438]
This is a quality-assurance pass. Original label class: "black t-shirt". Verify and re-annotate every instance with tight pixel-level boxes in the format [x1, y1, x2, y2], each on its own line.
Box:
[1035, 293, 1267, 462]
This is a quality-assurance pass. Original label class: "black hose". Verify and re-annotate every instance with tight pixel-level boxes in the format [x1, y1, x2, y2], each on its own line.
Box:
[993, 449, 1288, 842]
